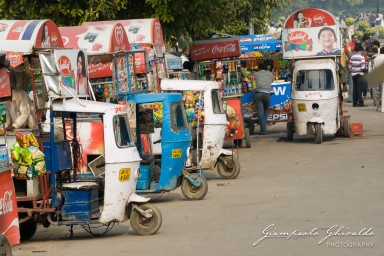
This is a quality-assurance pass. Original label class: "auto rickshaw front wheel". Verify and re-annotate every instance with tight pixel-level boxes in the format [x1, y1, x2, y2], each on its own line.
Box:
[0, 235, 11, 256]
[130, 203, 162, 236]
[181, 173, 208, 200]
[314, 123, 323, 144]
[217, 155, 240, 179]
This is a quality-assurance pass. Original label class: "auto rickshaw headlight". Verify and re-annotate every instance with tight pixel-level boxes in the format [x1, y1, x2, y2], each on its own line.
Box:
[312, 103, 319, 110]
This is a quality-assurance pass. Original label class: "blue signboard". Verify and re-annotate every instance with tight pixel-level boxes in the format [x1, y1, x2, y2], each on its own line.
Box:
[242, 82, 291, 122]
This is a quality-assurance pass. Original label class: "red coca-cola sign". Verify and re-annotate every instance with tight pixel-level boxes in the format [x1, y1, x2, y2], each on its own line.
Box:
[191, 38, 241, 61]
[288, 31, 309, 45]
[0, 170, 20, 246]
[57, 56, 72, 77]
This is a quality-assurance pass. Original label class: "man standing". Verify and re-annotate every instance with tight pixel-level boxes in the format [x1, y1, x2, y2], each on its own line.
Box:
[252, 66, 274, 135]
[348, 44, 368, 107]
[370, 47, 384, 108]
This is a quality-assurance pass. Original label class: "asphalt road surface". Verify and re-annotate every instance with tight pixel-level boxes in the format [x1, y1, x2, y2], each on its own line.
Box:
[12, 99, 384, 256]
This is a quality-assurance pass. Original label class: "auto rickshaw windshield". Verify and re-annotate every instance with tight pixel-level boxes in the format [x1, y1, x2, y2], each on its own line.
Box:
[295, 69, 334, 91]
[113, 114, 134, 147]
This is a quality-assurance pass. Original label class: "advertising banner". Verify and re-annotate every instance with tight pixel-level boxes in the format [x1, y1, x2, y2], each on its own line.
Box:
[282, 8, 341, 59]
[242, 82, 292, 122]
[0, 69, 11, 98]
[191, 37, 241, 61]
[0, 170, 20, 246]
[54, 49, 90, 97]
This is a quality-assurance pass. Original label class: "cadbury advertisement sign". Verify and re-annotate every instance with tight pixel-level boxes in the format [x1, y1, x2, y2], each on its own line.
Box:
[191, 37, 241, 61]
[282, 8, 341, 59]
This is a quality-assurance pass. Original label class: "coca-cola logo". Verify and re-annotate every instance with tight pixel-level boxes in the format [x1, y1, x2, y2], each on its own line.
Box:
[57, 56, 72, 77]
[115, 25, 124, 45]
[212, 44, 236, 54]
[0, 190, 13, 215]
[313, 15, 325, 25]
[0, 23, 7, 32]
[288, 31, 309, 44]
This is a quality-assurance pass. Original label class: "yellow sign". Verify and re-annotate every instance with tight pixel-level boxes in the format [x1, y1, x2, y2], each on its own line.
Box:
[297, 103, 306, 112]
[172, 149, 182, 158]
[119, 168, 131, 182]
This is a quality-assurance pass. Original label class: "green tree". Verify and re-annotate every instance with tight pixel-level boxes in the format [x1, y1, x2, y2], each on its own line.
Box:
[0, 0, 291, 47]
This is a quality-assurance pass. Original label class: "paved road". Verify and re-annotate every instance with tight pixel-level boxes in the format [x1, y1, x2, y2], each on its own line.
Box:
[12, 100, 384, 256]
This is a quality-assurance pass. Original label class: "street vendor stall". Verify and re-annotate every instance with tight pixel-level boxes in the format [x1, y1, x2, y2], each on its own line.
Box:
[239, 35, 291, 126]
[59, 22, 148, 103]
[83, 18, 167, 92]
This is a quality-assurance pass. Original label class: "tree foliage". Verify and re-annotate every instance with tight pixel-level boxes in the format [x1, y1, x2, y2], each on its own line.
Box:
[0, 0, 303, 48]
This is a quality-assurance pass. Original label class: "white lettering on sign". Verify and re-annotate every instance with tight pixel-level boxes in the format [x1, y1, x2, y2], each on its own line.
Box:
[0, 190, 13, 215]
[273, 86, 286, 96]
[212, 44, 236, 54]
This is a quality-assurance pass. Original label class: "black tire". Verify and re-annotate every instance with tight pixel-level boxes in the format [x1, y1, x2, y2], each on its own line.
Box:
[244, 128, 251, 148]
[244, 118, 255, 135]
[287, 121, 294, 141]
[19, 219, 37, 241]
[315, 123, 322, 144]
[233, 139, 242, 147]
[217, 155, 240, 179]
[181, 173, 208, 200]
[343, 118, 350, 137]
[130, 203, 162, 236]
[0, 235, 12, 256]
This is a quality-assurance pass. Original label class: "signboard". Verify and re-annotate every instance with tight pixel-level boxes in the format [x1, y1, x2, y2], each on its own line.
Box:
[242, 82, 292, 122]
[0, 170, 20, 246]
[191, 37, 241, 61]
[0, 69, 11, 98]
[54, 49, 89, 97]
[282, 8, 341, 59]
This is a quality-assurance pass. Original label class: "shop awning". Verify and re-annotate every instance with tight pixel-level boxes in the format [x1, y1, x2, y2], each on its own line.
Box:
[240, 35, 282, 53]
[0, 20, 63, 54]
[59, 23, 130, 55]
[83, 18, 166, 55]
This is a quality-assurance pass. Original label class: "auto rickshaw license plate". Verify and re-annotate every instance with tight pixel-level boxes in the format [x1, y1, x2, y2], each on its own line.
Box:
[119, 168, 131, 181]
[172, 149, 182, 158]
[297, 103, 306, 112]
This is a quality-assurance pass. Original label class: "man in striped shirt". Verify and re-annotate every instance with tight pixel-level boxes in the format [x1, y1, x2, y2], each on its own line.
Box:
[348, 44, 368, 107]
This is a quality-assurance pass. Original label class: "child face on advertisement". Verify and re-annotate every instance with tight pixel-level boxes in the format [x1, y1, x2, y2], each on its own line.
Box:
[318, 29, 336, 51]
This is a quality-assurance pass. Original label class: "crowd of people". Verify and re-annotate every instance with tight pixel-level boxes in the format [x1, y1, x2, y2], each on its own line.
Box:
[344, 33, 383, 107]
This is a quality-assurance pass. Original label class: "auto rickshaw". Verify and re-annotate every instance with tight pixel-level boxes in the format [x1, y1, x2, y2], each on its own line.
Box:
[131, 93, 208, 200]
[161, 79, 240, 179]
[15, 98, 162, 240]
[287, 58, 349, 143]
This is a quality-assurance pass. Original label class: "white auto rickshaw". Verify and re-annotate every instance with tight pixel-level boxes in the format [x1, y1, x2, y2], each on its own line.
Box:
[161, 79, 240, 179]
[287, 58, 349, 144]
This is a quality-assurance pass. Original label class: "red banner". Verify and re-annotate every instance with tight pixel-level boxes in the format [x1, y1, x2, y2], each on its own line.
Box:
[0, 69, 11, 98]
[191, 38, 241, 61]
[0, 170, 20, 246]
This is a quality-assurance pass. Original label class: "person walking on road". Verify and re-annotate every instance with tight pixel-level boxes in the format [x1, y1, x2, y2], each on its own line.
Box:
[252, 66, 274, 135]
[348, 44, 368, 107]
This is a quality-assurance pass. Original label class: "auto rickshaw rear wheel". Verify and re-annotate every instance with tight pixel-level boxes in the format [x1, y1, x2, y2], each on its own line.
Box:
[286, 121, 294, 141]
[19, 216, 37, 241]
[244, 128, 251, 148]
[0, 235, 11, 256]
[314, 123, 322, 144]
[181, 173, 208, 200]
[217, 155, 240, 179]
[130, 203, 162, 236]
